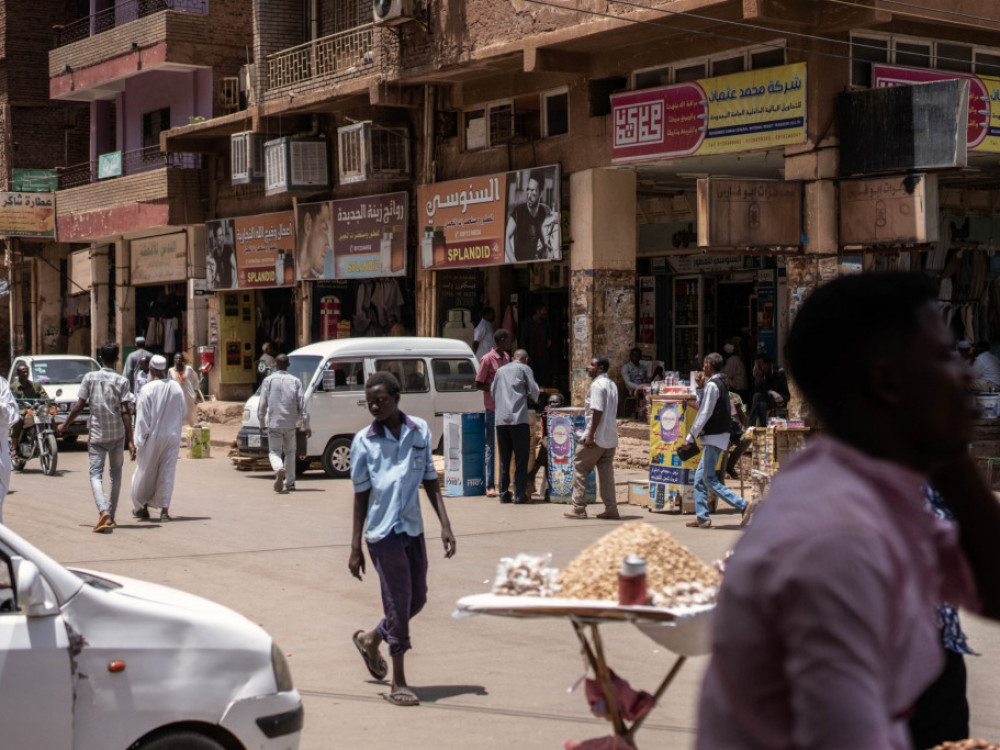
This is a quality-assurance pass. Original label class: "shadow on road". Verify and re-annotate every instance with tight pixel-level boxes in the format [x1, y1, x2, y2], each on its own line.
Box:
[415, 684, 489, 702]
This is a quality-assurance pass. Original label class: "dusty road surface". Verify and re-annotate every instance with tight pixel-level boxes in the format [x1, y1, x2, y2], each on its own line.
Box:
[5, 437, 999, 749]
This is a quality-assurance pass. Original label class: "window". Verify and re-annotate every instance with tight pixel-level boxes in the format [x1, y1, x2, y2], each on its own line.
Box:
[465, 109, 486, 150]
[896, 41, 931, 69]
[542, 89, 569, 138]
[432, 358, 477, 392]
[30, 358, 98, 384]
[634, 66, 670, 90]
[284, 355, 322, 389]
[633, 43, 786, 91]
[142, 108, 170, 150]
[465, 99, 536, 150]
[711, 56, 744, 76]
[488, 102, 515, 145]
[0, 551, 14, 614]
[851, 35, 888, 87]
[674, 63, 706, 83]
[976, 52, 1000, 77]
[938, 43, 973, 73]
[850, 33, 1000, 85]
[751, 47, 786, 70]
[374, 359, 429, 393]
[321, 359, 365, 392]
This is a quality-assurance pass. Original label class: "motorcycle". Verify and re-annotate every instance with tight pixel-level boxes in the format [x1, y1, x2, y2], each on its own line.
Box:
[12, 399, 59, 475]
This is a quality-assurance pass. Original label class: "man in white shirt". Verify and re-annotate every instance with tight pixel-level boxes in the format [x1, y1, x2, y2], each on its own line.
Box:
[565, 357, 619, 520]
[621, 347, 650, 420]
[682, 352, 754, 528]
[971, 340, 1000, 391]
[473, 307, 496, 361]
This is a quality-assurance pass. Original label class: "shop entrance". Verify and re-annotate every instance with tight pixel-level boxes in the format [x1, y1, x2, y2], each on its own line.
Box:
[717, 280, 755, 353]
[135, 284, 187, 358]
[254, 288, 296, 357]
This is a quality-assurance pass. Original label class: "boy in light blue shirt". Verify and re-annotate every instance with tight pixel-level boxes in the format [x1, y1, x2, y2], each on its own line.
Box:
[349, 371, 456, 707]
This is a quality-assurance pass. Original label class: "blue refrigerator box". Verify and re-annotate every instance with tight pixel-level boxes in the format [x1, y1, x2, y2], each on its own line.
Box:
[443, 412, 486, 497]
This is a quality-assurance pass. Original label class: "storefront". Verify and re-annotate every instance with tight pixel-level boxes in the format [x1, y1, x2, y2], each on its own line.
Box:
[206, 211, 297, 399]
[296, 192, 413, 342]
[65, 247, 93, 356]
[129, 232, 190, 360]
[417, 165, 571, 395]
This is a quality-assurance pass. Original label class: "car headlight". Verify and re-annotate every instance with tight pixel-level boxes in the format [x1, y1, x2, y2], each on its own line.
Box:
[271, 642, 294, 692]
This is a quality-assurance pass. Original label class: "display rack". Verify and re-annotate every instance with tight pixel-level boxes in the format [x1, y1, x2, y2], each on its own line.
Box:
[749, 426, 810, 501]
[671, 274, 715, 373]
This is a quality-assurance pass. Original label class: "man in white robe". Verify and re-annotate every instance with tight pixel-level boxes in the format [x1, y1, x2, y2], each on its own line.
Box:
[131, 355, 186, 522]
[0, 376, 20, 524]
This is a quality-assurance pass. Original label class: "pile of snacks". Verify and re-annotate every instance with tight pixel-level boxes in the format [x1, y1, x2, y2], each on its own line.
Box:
[930, 742, 1000, 750]
[650, 581, 719, 608]
[492, 553, 562, 597]
[558, 522, 720, 602]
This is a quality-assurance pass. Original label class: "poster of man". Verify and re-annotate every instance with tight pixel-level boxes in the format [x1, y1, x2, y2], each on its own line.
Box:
[504, 165, 561, 263]
[206, 219, 237, 291]
[297, 202, 334, 280]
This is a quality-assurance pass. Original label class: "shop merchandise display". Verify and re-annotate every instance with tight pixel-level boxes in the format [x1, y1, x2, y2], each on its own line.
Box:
[491, 553, 562, 597]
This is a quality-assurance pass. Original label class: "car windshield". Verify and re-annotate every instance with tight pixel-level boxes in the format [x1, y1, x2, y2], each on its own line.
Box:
[31, 359, 98, 384]
[286, 355, 322, 389]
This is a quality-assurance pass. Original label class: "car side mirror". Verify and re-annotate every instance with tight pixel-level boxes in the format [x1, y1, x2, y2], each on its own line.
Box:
[12, 557, 59, 617]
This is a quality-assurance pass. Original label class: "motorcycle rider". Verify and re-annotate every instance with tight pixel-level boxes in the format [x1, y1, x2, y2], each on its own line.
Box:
[11, 363, 49, 457]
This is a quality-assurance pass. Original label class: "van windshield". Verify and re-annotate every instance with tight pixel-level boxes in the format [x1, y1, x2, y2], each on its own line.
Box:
[287, 355, 322, 389]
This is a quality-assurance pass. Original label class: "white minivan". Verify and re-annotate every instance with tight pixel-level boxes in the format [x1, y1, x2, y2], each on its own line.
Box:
[0, 523, 302, 749]
[237, 337, 483, 478]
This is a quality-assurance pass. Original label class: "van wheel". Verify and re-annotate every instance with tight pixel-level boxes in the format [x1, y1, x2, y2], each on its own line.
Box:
[322, 438, 352, 479]
[138, 730, 226, 750]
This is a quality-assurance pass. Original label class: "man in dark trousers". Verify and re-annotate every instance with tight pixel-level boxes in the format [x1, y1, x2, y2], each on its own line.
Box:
[490, 349, 540, 504]
[475, 329, 511, 497]
[349, 372, 456, 707]
[682, 352, 753, 528]
[746, 353, 790, 427]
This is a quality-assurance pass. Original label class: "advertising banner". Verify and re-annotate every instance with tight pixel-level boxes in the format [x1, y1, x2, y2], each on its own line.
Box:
[0, 192, 56, 238]
[872, 64, 1000, 152]
[130, 232, 187, 285]
[206, 211, 294, 290]
[297, 192, 408, 280]
[697, 179, 803, 248]
[611, 63, 807, 164]
[417, 164, 562, 270]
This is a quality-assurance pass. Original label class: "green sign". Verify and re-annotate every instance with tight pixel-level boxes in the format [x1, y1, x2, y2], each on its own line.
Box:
[11, 169, 58, 192]
[97, 151, 122, 180]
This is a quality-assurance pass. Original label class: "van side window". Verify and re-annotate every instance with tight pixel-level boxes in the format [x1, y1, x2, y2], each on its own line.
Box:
[374, 359, 429, 394]
[321, 359, 365, 392]
[431, 358, 477, 392]
[0, 552, 15, 614]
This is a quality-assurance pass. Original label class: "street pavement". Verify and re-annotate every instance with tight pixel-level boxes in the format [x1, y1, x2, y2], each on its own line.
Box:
[5, 439, 1000, 749]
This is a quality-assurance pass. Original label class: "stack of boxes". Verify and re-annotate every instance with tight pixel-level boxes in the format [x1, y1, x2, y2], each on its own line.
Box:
[443, 412, 485, 497]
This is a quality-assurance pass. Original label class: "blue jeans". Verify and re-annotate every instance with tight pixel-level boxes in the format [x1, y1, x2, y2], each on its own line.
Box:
[694, 443, 746, 522]
[89, 440, 124, 519]
[484, 409, 496, 490]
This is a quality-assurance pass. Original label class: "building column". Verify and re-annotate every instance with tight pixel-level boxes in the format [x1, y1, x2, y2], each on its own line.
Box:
[33, 245, 64, 353]
[90, 244, 112, 360]
[116, 239, 134, 356]
[568, 168, 637, 407]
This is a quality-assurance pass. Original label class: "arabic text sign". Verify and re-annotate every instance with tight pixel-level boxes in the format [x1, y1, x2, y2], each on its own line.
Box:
[840, 173, 939, 245]
[872, 64, 1000, 152]
[697, 179, 802, 248]
[12, 169, 58, 193]
[611, 63, 807, 163]
[98, 151, 122, 179]
[417, 165, 562, 269]
[0, 192, 56, 238]
[334, 193, 408, 278]
[130, 232, 188, 285]
[233, 211, 296, 288]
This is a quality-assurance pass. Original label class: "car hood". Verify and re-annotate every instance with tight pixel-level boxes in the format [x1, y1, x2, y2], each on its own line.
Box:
[41, 383, 82, 404]
[243, 394, 261, 428]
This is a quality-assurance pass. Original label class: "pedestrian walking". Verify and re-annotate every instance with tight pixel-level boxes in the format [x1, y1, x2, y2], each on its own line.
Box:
[133, 354, 152, 399]
[696, 272, 1000, 749]
[682, 352, 753, 529]
[258, 354, 311, 493]
[349, 372, 456, 707]
[475, 328, 511, 497]
[490, 349, 540, 504]
[169, 353, 202, 426]
[0, 375, 20, 524]
[564, 357, 619, 520]
[131, 355, 187, 522]
[122, 336, 152, 391]
[58, 341, 135, 533]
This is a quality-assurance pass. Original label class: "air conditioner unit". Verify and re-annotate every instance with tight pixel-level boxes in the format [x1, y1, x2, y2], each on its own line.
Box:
[219, 77, 240, 115]
[264, 136, 329, 196]
[231, 132, 266, 185]
[338, 122, 410, 184]
[373, 0, 413, 25]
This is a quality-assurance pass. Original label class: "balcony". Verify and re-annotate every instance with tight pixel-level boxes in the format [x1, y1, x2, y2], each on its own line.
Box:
[54, 0, 208, 47]
[55, 146, 206, 242]
[50, 2, 211, 101]
[58, 146, 202, 189]
[265, 24, 375, 97]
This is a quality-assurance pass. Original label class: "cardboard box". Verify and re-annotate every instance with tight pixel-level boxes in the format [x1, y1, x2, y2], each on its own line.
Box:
[187, 427, 211, 459]
[627, 481, 651, 507]
[443, 451, 485, 497]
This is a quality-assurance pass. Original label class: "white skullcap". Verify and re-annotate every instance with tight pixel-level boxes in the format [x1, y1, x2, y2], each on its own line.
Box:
[723, 343, 735, 354]
[957, 340, 972, 350]
[150, 355, 168, 369]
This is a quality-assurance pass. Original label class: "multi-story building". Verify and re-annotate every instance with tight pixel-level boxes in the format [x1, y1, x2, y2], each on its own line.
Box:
[162, 0, 1000, 405]
[0, 1, 89, 368]
[46, 0, 252, 369]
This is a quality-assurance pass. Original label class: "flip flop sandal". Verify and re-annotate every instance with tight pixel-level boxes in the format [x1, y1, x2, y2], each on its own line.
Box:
[381, 690, 420, 707]
[352, 630, 388, 680]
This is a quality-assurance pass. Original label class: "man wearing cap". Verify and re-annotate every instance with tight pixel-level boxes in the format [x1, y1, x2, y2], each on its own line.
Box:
[123, 336, 152, 392]
[971, 341, 1000, 392]
[622, 347, 651, 420]
[721, 340, 749, 402]
[131, 355, 187, 522]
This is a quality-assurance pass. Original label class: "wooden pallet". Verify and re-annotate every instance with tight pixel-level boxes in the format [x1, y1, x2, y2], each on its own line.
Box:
[231, 455, 271, 472]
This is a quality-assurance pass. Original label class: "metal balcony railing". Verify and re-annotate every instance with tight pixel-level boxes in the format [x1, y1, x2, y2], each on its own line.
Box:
[58, 146, 203, 190]
[54, 0, 209, 48]
[266, 24, 374, 91]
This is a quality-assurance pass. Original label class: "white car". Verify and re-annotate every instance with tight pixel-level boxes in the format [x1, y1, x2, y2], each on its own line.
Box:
[9, 355, 101, 441]
[0, 523, 303, 749]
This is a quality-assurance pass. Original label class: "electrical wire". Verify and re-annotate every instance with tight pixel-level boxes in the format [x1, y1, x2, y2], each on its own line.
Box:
[872, 0, 1000, 24]
[822, 0, 999, 30]
[523, 0, 1000, 70]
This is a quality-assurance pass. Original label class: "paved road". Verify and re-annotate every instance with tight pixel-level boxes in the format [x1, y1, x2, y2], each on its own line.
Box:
[5, 440, 1000, 748]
